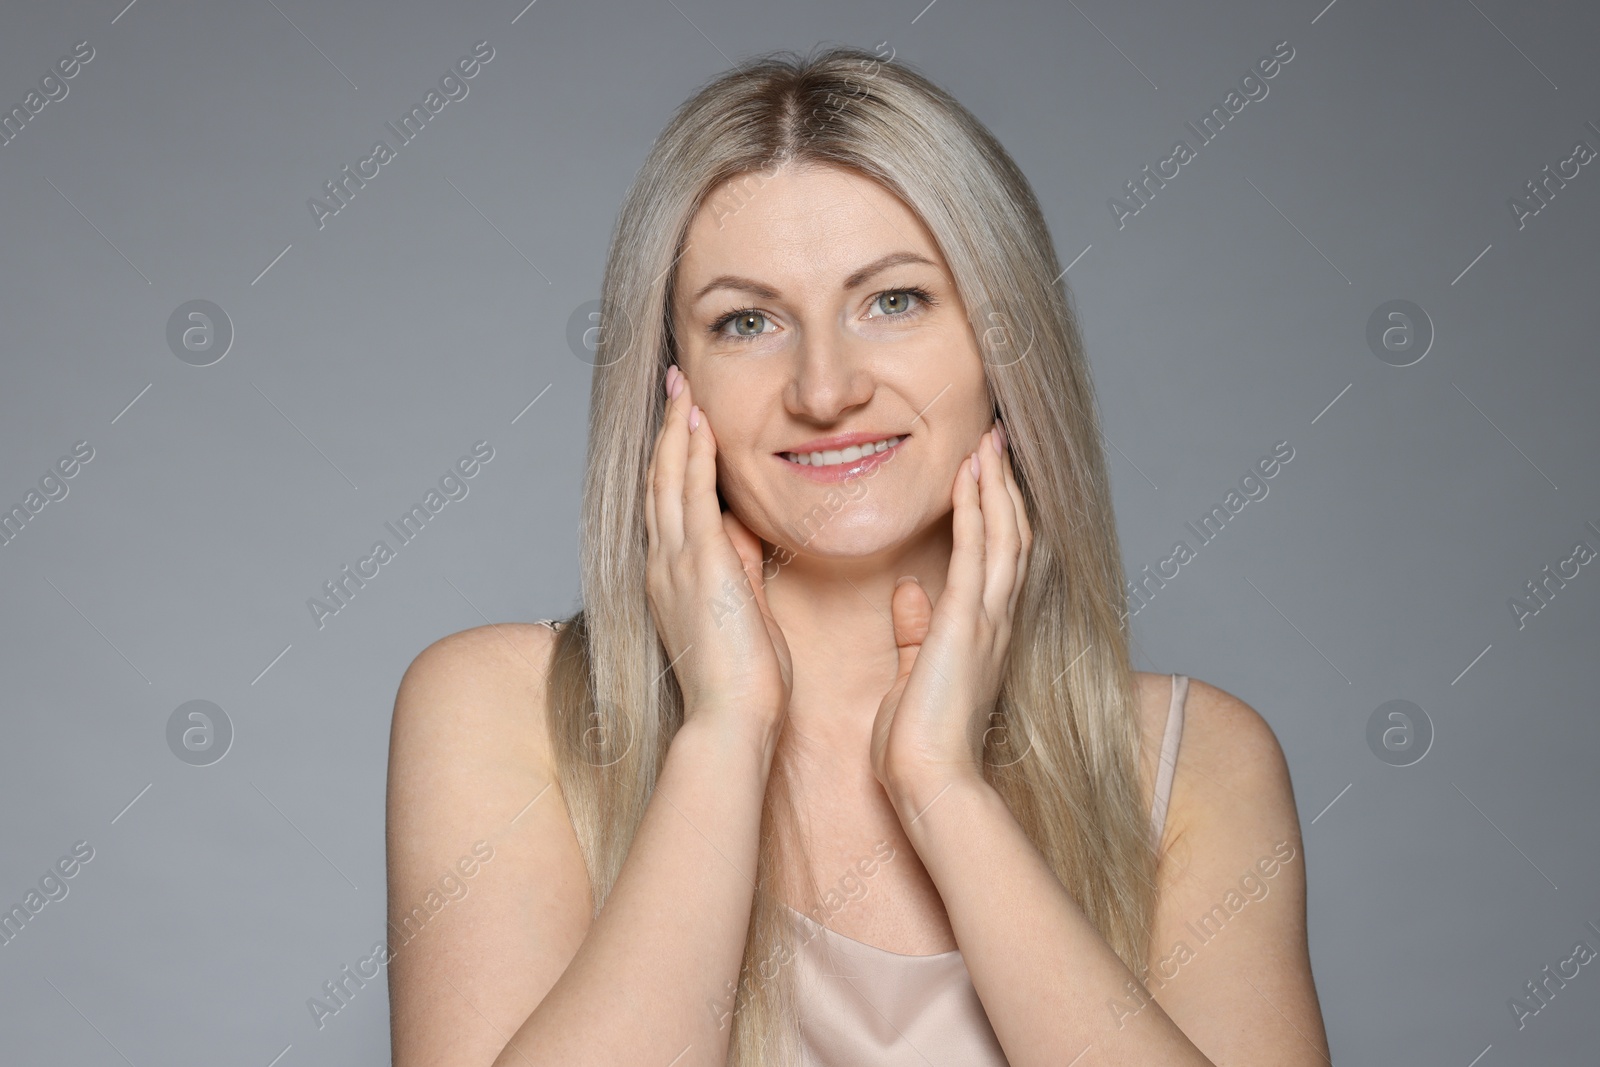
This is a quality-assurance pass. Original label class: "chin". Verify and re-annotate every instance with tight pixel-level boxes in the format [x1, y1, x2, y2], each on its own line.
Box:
[770, 513, 927, 557]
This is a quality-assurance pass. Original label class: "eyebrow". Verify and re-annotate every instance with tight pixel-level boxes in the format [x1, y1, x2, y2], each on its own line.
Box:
[688, 250, 941, 305]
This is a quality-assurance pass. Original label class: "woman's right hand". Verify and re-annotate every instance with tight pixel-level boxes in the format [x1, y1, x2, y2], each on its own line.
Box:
[645, 364, 793, 739]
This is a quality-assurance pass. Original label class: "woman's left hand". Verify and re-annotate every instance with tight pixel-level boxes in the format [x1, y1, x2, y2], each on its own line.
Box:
[870, 418, 1033, 808]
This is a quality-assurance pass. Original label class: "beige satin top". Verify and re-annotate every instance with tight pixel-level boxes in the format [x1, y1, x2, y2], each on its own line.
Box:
[787, 674, 1191, 1066]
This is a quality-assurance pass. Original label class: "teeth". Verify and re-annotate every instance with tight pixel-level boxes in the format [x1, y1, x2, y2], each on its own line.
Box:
[783, 435, 905, 467]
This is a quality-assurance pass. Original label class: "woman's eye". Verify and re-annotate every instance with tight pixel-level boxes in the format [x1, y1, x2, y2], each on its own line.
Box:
[709, 310, 772, 340]
[868, 287, 935, 319]
[873, 290, 918, 316]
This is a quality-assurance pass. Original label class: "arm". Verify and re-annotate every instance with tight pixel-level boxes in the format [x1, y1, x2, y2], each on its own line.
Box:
[386, 622, 780, 1067]
[886, 680, 1329, 1066]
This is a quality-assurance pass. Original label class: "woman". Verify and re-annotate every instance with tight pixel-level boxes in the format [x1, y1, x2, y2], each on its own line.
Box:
[385, 45, 1329, 1066]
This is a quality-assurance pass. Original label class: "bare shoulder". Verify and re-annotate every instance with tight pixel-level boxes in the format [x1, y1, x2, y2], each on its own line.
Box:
[391, 621, 561, 777]
[1130, 672, 1298, 859]
[1136, 679, 1328, 1058]
[1156, 676, 1297, 853]
[386, 622, 593, 1063]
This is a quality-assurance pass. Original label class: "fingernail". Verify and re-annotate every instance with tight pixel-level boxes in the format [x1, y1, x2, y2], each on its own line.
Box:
[688, 404, 700, 432]
[970, 451, 981, 480]
[670, 371, 685, 400]
[896, 574, 920, 587]
[991, 423, 1003, 455]
[665, 365, 679, 396]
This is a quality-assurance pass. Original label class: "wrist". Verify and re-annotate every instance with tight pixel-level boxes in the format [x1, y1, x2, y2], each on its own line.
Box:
[676, 705, 783, 770]
[888, 765, 993, 831]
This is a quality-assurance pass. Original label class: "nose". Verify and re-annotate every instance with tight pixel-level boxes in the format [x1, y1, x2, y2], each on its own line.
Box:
[784, 331, 874, 422]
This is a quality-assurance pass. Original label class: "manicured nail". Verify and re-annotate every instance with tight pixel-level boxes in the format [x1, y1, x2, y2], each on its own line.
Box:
[670, 370, 685, 400]
[970, 451, 981, 480]
[991, 422, 1004, 455]
[665, 365, 679, 396]
[688, 404, 701, 432]
[896, 575, 920, 588]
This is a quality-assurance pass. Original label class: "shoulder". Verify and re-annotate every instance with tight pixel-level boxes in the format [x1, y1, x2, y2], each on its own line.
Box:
[385, 622, 593, 1061]
[1136, 679, 1327, 1055]
[1148, 673, 1299, 870]
[390, 621, 562, 777]
[1131, 672, 1295, 856]
[400, 619, 560, 681]
[1145, 681, 1331, 1055]
[395, 620, 560, 706]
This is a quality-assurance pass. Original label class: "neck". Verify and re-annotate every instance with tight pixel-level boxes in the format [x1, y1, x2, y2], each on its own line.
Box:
[758, 516, 953, 746]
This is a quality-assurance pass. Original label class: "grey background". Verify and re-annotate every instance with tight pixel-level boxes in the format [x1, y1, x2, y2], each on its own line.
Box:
[2, 0, 1596, 1063]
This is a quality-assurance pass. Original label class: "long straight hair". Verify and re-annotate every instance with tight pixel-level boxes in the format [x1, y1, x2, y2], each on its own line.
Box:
[543, 44, 1155, 1065]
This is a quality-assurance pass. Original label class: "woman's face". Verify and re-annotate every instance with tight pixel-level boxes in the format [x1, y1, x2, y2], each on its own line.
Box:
[668, 161, 994, 561]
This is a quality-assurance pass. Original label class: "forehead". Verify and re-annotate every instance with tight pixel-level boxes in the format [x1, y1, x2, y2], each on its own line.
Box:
[676, 163, 945, 297]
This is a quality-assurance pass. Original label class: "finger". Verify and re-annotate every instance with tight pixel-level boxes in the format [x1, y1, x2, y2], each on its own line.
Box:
[653, 371, 695, 557]
[944, 444, 987, 627]
[976, 428, 1022, 626]
[646, 373, 672, 556]
[723, 511, 773, 617]
[682, 395, 724, 548]
[997, 424, 1032, 618]
[890, 577, 933, 681]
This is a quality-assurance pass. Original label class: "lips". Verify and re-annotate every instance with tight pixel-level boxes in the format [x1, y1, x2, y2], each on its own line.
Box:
[779, 434, 907, 467]
[780, 430, 908, 455]
[775, 434, 908, 483]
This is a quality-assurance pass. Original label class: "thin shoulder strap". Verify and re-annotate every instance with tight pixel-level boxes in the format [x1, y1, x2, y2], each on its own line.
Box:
[1148, 674, 1190, 849]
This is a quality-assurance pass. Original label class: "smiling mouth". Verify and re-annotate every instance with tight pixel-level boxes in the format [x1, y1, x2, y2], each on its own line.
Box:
[779, 435, 908, 467]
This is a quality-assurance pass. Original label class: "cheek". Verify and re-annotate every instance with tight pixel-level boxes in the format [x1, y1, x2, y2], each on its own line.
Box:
[712, 450, 764, 507]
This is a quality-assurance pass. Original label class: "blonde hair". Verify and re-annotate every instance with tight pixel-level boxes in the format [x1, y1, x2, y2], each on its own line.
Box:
[544, 43, 1155, 1065]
